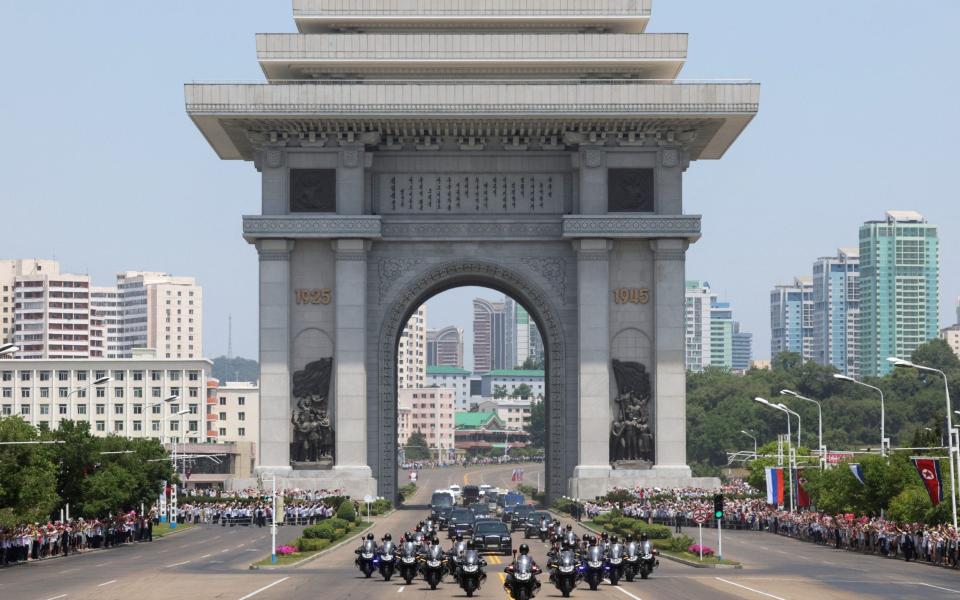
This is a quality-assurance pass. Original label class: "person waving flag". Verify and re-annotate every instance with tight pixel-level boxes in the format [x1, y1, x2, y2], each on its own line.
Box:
[912, 457, 943, 506]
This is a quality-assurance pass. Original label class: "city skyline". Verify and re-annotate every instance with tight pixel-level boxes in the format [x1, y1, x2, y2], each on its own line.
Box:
[2, 1, 959, 360]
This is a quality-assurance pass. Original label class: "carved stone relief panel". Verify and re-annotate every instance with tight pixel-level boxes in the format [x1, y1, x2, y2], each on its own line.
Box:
[608, 169, 655, 213]
[290, 169, 337, 213]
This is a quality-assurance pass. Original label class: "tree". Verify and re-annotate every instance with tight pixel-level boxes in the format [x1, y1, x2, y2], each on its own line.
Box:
[493, 385, 508, 399]
[211, 356, 259, 383]
[0, 417, 59, 527]
[525, 400, 545, 448]
[511, 384, 533, 399]
[519, 356, 544, 370]
[405, 431, 431, 461]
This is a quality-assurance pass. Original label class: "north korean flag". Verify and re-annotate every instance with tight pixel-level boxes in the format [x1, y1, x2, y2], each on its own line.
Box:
[912, 457, 944, 507]
[795, 468, 811, 509]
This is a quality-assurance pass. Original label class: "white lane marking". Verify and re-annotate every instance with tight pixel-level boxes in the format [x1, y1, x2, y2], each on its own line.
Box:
[209, 560, 225, 564]
[129, 554, 143, 559]
[212, 536, 222, 540]
[159, 549, 170, 553]
[96, 580, 116, 588]
[59, 568, 79, 574]
[614, 586, 644, 600]
[236, 577, 290, 600]
[715, 577, 786, 600]
[917, 582, 960, 594]
[200, 553, 212, 558]
[398, 586, 405, 593]
[94, 562, 109, 567]
[45, 595, 68, 600]
[166, 560, 191, 568]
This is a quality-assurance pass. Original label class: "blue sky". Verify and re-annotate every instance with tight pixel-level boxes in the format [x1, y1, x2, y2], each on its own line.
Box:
[1, 1, 958, 360]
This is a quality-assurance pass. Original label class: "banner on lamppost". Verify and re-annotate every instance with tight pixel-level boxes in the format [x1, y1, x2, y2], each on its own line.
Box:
[159, 480, 168, 523]
[912, 457, 944, 507]
[170, 483, 178, 526]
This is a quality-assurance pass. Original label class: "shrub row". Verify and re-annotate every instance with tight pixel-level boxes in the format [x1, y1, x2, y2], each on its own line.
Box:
[399, 483, 417, 502]
[593, 512, 672, 540]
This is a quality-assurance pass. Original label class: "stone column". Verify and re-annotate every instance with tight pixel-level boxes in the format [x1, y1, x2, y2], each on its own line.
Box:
[651, 239, 690, 474]
[332, 238, 373, 478]
[572, 238, 613, 485]
[256, 239, 295, 473]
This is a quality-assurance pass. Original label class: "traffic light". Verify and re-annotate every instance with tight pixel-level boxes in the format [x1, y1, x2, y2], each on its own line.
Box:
[713, 493, 725, 520]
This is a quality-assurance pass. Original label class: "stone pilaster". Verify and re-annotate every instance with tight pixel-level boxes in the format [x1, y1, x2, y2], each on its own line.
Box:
[256, 239, 295, 473]
[337, 145, 366, 215]
[332, 238, 374, 478]
[578, 146, 608, 214]
[572, 238, 613, 485]
[651, 238, 690, 475]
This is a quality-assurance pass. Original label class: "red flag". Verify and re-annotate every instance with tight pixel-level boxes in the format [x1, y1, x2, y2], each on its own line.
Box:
[912, 457, 944, 506]
[795, 468, 811, 509]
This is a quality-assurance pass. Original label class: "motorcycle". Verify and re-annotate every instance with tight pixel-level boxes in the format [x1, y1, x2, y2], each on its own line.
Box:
[581, 544, 605, 591]
[356, 539, 377, 578]
[506, 554, 540, 600]
[538, 521, 549, 542]
[606, 542, 624, 586]
[638, 540, 658, 580]
[378, 540, 397, 581]
[623, 540, 640, 582]
[420, 544, 446, 590]
[398, 541, 419, 584]
[551, 549, 579, 598]
[447, 540, 468, 583]
[457, 548, 487, 598]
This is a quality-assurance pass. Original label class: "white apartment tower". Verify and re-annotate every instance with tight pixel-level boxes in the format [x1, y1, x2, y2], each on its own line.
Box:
[397, 305, 427, 389]
[811, 247, 859, 377]
[90, 286, 125, 359]
[117, 272, 203, 359]
[1, 259, 61, 348]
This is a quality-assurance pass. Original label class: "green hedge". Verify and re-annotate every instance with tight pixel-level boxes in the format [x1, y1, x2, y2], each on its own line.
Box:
[399, 483, 417, 502]
[303, 523, 335, 540]
[592, 513, 670, 540]
[368, 498, 392, 515]
[297, 537, 331, 552]
[337, 501, 357, 523]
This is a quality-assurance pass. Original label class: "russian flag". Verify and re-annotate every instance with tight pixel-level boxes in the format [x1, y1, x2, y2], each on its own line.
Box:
[765, 467, 784, 506]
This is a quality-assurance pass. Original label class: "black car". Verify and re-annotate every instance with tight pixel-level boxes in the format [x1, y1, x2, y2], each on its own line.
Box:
[468, 503, 493, 520]
[473, 520, 513, 555]
[435, 505, 454, 530]
[462, 485, 481, 506]
[430, 491, 455, 521]
[509, 505, 535, 531]
[523, 511, 555, 538]
[447, 508, 476, 539]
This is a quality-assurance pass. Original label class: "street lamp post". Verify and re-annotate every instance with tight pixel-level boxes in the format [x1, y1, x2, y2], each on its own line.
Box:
[740, 430, 757, 458]
[777, 403, 802, 449]
[781, 390, 825, 469]
[755, 397, 795, 511]
[68, 376, 113, 419]
[887, 357, 957, 530]
[833, 373, 886, 456]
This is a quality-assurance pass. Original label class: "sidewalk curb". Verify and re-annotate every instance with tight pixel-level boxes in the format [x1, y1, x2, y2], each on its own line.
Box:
[250, 514, 387, 570]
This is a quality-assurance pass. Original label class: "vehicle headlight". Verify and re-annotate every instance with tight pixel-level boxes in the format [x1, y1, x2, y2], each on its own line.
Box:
[427, 560, 441, 567]
[610, 558, 622, 564]
[462, 564, 478, 573]
[362, 552, 374, 559]
[382, 554, 394, 560]
[588, 561, 602, 568]
[642, 554, 653, 560]
[515, 572, 531, 581]
[403, 557, 416, 563]
[559, 565, 575, 573]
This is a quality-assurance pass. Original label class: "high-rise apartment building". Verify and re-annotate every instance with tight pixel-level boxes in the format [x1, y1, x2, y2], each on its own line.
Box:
[116, 272, 203, 359]
[426, 326, 464, 368]
[684, 281, 712, 372]
[473, 298, 509, 373]
[397, 305, 427, 389]
[513, 304, 545, 368]
[1, 260, 61, 347]
[13, 271, 92, 360]
[858, 211, 939, 377]
[732, 322, 753, 373]
[90, 286, 124, 359]
[684, 280, 745, 372]
[770, 276, 813, 362]
[812, 247, 859, 376]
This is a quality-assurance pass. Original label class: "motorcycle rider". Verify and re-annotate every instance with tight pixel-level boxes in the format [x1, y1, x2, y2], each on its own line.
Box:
[448, 533, 468, 580]
[355, 533, 377, 558]
[503, 543, 542, 593]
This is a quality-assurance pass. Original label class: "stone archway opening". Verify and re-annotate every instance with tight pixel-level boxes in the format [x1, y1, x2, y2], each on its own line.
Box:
[371, 263, 572, 505]
[391, 285, 549, 494]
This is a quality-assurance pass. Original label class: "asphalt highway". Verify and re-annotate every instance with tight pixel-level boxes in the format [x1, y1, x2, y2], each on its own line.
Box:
[3, 463, 959, 600]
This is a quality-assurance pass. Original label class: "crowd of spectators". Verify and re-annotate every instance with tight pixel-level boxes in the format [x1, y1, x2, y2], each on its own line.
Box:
[401, 455, 543, 470]
[576, 480, 959, 570]
[0, 512, 154, 567]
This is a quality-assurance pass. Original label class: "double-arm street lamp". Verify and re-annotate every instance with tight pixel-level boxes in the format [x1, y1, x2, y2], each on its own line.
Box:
[781, 389, 824, 469]
[755, 397, 795, 512]
[833, 373, 886, 456]
[68, 376, 112, 418]
[887, 357, 957, 530]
